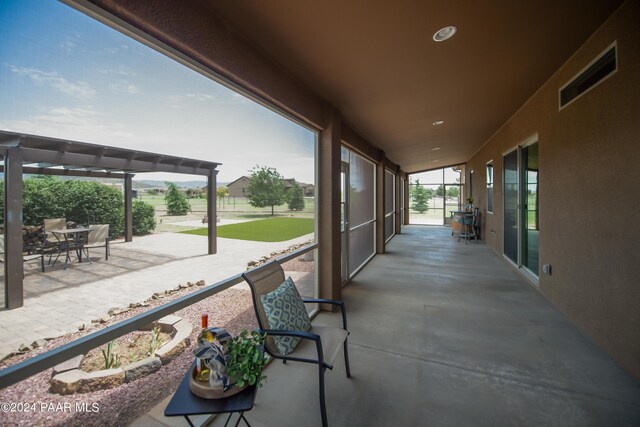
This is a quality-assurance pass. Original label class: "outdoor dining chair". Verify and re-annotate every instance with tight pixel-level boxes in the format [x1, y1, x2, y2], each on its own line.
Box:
[0, 233, 45, 273]
[43, 217, 66, 264]
[242, 261, 351, 427]
[84, 224, 110, 260]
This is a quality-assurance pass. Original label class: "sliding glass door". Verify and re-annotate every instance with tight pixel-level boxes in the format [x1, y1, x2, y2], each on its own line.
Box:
[503, 139, 540, 279]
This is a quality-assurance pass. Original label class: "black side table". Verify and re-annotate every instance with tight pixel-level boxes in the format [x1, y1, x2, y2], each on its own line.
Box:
[164, 365, 257, 427]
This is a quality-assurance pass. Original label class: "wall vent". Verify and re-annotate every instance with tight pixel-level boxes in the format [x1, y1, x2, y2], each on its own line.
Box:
[559, 42, 617, 109]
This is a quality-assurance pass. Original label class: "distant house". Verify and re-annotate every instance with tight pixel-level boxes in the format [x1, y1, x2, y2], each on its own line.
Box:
[227, 176, 251, 197]
[227, 175, 315, 197]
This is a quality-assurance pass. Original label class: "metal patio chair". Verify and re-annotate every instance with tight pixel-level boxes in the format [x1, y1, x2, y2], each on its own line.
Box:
[84, 224, 110, 261]
[242, 261, 351, 427]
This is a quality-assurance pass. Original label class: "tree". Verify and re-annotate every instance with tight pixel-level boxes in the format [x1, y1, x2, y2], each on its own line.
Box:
[287, 182, 305, 211]
[164, 182, 191, 215]
[446, 186, 460, 198]
[216, 186, 229, 200]
[216, 186, 229, 208]
[411, 179, 430, 213]
[435, 184, 445, 197]
[247, 165, 285, 215]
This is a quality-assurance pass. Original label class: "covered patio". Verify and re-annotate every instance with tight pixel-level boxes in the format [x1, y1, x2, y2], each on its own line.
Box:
[188, 226, 639, 426]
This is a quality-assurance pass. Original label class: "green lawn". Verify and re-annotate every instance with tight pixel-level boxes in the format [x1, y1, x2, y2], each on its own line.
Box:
[181, 217, 314, 242]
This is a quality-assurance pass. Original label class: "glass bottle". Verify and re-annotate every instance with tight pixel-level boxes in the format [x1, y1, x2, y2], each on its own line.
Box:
[196, 314, 214, 382]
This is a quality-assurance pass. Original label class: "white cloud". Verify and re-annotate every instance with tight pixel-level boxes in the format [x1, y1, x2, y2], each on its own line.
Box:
[109, 83, 140, 94]
[59, 40, 76, 53]
[9, 66, 95, 99]
[98, 66, 137, 77]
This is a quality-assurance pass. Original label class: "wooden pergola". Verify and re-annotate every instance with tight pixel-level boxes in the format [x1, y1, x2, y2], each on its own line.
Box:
[0, 130, 221, 309]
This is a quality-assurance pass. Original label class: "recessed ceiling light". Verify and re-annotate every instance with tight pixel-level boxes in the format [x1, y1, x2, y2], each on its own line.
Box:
[432, 120, 445, 126]
[432, 147, 441, 151]
[433, 26, 457, 42]
[432, 159, 439, 163]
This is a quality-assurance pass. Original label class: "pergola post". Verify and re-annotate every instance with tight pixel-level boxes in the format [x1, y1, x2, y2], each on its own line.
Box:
[207, 169, 217, 255]
[124, 174, 133, 242]
[4, 147, 24, 309]
[318, 108, 342, 305]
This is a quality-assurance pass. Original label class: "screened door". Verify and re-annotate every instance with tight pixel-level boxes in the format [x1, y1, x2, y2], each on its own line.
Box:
[503, 149, 519, 264]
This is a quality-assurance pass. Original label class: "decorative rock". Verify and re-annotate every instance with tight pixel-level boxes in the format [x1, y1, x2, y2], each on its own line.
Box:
[124, 357, 162, 383]
[178, 283, 189, 289]
[77, 324, 86, 331]
[129, 302, 142, 309]
[155, 319, 192, 365]
[31, 339, 47, 349]
[99, 315, 110, 324]
[187, 281, 194, 287]
[77, 369, 125, 393]
[18, 343, 31, 352]
[247, 260, 257, 267]
[158, 315, 182, 326]
[51, 370, 87, 395]
[196, 280, 205, 286]
[53, 355, 84, 375]
[0, 353, 11, 362]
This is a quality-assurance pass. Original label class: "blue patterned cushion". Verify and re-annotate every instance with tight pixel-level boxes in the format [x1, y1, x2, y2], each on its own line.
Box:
[261, 277, 311, 355]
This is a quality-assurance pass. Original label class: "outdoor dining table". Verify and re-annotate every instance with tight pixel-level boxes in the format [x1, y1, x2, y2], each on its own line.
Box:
[50, 227, 92, 269]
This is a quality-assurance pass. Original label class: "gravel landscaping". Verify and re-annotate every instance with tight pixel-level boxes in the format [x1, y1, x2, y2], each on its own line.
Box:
[0, 249, 314, 426]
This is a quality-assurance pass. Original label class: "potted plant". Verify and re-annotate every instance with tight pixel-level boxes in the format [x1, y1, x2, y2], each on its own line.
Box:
[189, 329, 267, 399]
[226, 330, 268, 388]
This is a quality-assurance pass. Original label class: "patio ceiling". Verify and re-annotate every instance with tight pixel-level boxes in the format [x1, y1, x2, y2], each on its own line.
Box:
[207, 0, 623, 172]
[0, 130, 221, 177]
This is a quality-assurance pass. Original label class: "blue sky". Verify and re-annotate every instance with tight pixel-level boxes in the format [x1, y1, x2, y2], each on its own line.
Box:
[0, 0, 316, 183]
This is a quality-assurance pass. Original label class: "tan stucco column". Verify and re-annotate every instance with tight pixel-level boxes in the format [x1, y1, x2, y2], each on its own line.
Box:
[318, 109, 341, 306]
[376, 158, 385, 254]
[404, 176, 410, 225]
[395, 170, 402, 234]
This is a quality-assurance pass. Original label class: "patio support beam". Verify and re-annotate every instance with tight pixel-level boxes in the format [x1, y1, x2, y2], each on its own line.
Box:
[207, 169, 217, 255]
[404, 177, 410, 225]
[4, 147, 24, 309]
[376, 157, 385, 254]
[395, 169, 402, 235]
[318, 108, 341, 305]
[124, 173, 133, 242]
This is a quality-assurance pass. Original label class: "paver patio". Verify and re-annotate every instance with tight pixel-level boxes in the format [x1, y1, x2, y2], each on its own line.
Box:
[0, 232, 314, 358]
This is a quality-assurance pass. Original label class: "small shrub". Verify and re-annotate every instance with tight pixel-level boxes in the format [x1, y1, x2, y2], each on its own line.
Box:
[132, 199, 156, 235]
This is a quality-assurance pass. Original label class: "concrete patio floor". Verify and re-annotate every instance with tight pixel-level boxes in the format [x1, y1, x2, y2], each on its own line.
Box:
[0, 232, 313, 358]
[140, 225, 640, 426]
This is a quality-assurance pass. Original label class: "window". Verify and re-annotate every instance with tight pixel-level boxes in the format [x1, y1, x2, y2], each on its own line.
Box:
[486, 161, 494, 213]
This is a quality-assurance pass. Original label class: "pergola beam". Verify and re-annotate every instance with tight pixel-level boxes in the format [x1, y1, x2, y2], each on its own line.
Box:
[0, 131, 221, 310]
[21, 148, 214, 176]
[0, 166, 126, 179]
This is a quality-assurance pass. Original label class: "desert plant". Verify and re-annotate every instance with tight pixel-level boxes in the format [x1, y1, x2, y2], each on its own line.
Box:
[148, 326, 165, 356]
[226, 330, 268, 388]
[101, 341, 121, 369]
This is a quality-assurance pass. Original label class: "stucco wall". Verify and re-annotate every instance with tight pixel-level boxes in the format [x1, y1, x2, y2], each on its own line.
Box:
[465, 0, 640, 380]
